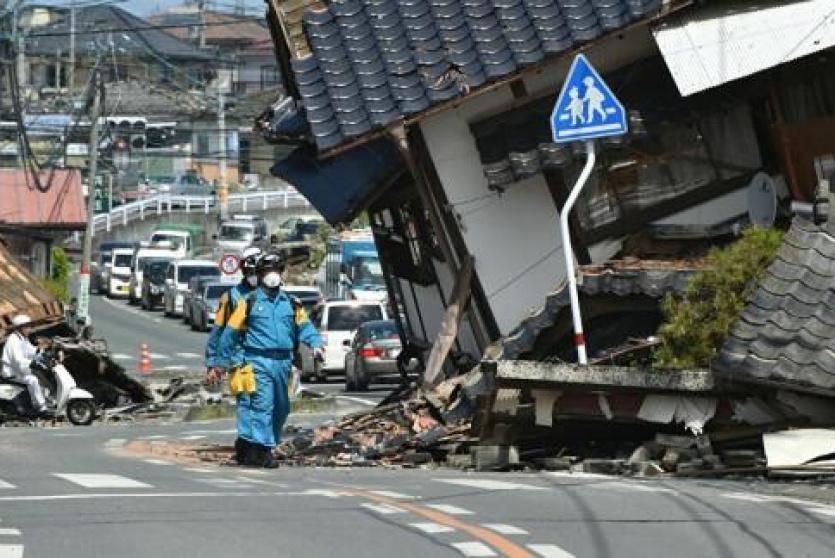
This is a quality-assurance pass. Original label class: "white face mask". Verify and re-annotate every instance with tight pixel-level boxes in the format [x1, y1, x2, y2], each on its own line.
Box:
[262, 272, 282, 289]
[245, 274, 258, 287]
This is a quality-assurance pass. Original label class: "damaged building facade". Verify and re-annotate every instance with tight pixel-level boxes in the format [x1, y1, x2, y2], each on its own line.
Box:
[260, 0, 835, 373]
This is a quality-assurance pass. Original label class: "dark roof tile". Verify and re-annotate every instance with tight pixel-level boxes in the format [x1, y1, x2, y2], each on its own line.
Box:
[715, 217, 835, 394]
[285, 0, 663, 151]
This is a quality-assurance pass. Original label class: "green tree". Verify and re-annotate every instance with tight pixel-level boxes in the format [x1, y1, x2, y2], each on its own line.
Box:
[42, 246, 71, 302]
[654, 227, 784, 369]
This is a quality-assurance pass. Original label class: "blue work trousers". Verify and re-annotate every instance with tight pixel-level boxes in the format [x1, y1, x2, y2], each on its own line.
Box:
[237, 355, 292, 448]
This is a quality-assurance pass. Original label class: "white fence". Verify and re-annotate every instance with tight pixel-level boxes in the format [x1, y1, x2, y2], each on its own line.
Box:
[93, 191, 310, 233]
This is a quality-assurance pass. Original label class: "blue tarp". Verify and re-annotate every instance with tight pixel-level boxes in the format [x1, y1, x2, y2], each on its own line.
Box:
[271, 138, 403, 225]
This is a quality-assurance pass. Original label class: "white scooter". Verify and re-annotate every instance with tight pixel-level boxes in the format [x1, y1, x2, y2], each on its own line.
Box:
[0, 350, 97, 425]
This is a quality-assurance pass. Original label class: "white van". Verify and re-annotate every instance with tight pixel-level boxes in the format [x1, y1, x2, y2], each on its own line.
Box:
[107, 248, 134, 298]
[128, 242, 181, 304]
[309, 300, 388, 380]
[163, 259, 221, 317]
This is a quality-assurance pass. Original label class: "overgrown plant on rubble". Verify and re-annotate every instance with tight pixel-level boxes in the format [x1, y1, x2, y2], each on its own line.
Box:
[654, 226, 784, 369]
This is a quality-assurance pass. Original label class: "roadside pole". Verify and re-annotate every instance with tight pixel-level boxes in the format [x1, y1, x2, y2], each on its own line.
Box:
[217, 77, 229, 220]
[558, 140, 595, 364]
[550, 54, 628, 365]
[78, 70, 103, 326]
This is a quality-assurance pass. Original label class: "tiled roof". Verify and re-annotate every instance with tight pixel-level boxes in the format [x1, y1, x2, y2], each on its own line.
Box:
[149, 10, 270, 44]
[0, 168, 86, 230]
[714, 218, 835, 394]
[286, 0, 664, 151]
[494, 260, 696, 359]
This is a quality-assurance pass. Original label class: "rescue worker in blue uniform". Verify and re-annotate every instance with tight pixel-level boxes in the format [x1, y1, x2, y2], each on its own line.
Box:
[219, 251, 323, 468]
[205, 245, 261, 464]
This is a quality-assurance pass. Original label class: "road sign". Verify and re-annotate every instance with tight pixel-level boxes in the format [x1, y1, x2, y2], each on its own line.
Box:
[551, 54, 627, 143]
[219, 254, 240, 275]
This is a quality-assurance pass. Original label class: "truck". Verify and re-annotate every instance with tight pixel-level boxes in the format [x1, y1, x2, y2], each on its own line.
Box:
[127, 241, 182, 305]
[149, 224, 204, 259]
[212, 215, 269, 257]
[318, 231, 388, 303]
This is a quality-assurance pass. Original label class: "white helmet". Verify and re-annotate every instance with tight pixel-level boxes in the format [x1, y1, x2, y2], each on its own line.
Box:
[11, 314, 32, 328]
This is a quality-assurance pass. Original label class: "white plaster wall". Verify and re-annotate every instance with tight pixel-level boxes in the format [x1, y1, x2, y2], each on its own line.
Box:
[421, 109, 566, 336]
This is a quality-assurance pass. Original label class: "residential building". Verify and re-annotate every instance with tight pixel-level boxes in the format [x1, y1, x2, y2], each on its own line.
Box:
[259, 0, 835, 371]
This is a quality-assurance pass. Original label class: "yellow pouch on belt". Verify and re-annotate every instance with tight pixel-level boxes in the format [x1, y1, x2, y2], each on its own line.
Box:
[228, 364, 256, 395]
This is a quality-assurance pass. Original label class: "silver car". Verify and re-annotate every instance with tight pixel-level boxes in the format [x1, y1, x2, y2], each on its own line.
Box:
[344, 320, 401, 391]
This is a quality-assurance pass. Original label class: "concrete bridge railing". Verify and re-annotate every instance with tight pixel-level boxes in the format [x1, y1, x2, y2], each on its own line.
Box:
[93, 191, 311, 234]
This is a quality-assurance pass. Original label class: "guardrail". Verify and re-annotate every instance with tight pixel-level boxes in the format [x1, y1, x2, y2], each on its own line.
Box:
[93, 191, 311, 233]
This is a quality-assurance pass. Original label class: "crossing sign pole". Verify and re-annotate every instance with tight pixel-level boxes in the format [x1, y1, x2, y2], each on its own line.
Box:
[550, 54, 628, 365]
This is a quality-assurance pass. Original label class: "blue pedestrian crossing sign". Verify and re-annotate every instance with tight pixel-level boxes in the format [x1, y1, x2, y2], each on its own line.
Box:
[551, 54, 627, 143]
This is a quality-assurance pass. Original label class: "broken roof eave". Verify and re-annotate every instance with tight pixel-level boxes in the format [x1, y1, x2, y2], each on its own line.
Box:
[309, 0, 695, 161]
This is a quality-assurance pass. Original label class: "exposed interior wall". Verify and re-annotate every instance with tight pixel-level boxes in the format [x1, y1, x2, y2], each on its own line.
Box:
[421, 96, 566, 336]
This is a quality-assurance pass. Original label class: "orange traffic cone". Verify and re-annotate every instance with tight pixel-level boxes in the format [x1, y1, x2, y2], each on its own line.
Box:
[138, 343, 152, 374]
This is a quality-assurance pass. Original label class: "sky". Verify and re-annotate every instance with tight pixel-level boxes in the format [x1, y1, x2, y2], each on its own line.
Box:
[39, 1, 265, 17]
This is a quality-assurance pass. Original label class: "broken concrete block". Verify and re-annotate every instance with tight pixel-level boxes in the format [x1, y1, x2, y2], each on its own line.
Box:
[656, 433, 696, 449]
[445, 453, 474, 469]
[471, 445, 519, 471]
[661, 448, 681, 471]
[634, 461, 665, 476]
[532, 457, 572, 471]
[581, 459, 626, 475]
[627, 445, 651, 465]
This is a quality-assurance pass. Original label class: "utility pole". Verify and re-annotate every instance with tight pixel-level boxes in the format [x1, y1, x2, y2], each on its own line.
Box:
[13, 2, 24, 94]
[77, 71, 103, 326]
[69, 5, 75, 90]
[217, 75, 228, 220]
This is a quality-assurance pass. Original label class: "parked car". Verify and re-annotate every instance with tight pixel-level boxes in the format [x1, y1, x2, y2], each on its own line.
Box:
[140, 258, 172, 310]
[163, 259, 221, 317]
[283, 285, 323, 314]
[93, 241, 135, 294]
[128, 242, 181, 305]
[187, 280, 234, 332]
[344, 320, 402, 391]
[183, 275, 227, 326]
[150, 224, 203, 259]
[307, 300, 388, 381]
[287, 219, 325, 242]
[107, 248, 134, 298]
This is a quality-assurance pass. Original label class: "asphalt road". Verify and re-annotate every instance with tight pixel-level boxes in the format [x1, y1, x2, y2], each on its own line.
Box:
[1, 420, 834, 558]
[88, 294, 393, 404]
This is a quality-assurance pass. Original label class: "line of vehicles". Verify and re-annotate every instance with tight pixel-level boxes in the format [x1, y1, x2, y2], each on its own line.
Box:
[92, 217, 408, 390]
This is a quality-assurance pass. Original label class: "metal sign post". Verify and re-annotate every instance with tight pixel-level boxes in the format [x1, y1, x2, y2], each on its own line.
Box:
[550, 54, 628, 365]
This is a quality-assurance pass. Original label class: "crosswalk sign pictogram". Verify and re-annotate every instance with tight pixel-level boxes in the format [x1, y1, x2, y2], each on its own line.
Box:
[551, 54, 628, 143]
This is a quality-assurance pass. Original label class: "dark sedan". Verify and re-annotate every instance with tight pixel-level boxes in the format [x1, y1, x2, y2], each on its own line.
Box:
[344, 320, 402, 391]
[140, 258, 171, 311]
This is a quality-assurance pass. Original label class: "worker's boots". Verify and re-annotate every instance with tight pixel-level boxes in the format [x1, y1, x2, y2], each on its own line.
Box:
[234, 438, 247, 465]
[242, 444, 278, 469]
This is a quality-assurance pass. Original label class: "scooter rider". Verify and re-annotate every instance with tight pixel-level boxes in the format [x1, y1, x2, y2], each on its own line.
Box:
[1, 315, 50, 416]
[205, 245, 262, 464]
[219, 251, 323, 468]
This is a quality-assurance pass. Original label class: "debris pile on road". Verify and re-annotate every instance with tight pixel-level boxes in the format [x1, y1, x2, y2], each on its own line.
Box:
[274, 368, 489, 468]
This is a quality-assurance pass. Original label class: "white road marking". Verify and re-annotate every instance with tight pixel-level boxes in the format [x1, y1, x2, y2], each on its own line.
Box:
[482, 524, 528, 535]
[194, 479, 255, 489]
[450, 541, 496, 556]
[53, 473, 152, 489]
[139, 435, 168, 440]
[0, 480, 16, 490]
[425, 504, 473, 515]
[301, 489, 344, 499]
[410, 522, 454, 534]
[0, 490, 347, 503]
[360, 502, 405, 515]
[0, 529, 20, 536]
[547, 471, 611, 480]
[111, 353, 132, 360]
[234, 476, 289, 488]
[370, 490, 416, 500]
[149, 353, 170, 360]
[143, 459, 172, 466]
[436, 479, 545, 491]
[586, 482, 674, 494]
[104, 438, 127, 448]
[527, 544, 576, 557]
[0, 544, 23, 558]
[175, 352, 201, 359]
[183, 467, 216, 474]
[180, 435, 207, 441]
[180, 429, 237, 435]
[160, 365, 188, 371]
